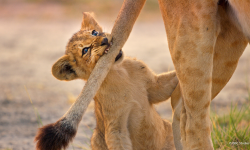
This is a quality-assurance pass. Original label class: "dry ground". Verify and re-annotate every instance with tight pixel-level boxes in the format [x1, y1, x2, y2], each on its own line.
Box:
[0, 2, 249, 150]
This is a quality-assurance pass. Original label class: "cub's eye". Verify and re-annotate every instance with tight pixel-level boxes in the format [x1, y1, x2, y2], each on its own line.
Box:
[92, 30, 98, 36]
[82, 47, 89, 56]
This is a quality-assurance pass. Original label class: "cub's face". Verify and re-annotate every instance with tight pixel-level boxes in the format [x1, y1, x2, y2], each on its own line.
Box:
[52, 13, 113, 81]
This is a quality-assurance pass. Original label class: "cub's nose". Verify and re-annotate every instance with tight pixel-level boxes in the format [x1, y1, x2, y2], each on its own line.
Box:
[101, 38, 109, 46]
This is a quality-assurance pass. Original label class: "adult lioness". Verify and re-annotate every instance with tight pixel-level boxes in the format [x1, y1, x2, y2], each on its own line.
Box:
[35, 12, 178, 150]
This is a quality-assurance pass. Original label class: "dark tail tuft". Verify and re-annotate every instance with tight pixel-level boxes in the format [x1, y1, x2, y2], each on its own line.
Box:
[34, 119, 77, 150]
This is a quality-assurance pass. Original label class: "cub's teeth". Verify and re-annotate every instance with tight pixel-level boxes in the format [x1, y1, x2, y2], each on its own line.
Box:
[105, 50, 109, 53]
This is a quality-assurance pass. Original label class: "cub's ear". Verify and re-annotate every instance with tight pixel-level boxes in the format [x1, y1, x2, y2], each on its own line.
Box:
[81, 12, 102, 32]
[52, 55, 78, 81]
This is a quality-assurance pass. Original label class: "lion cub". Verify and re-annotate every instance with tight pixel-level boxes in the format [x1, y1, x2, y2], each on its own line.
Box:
[51, 13, 177, 150]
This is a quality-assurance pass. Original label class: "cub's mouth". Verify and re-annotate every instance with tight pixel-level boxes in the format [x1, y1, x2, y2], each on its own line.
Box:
[104, 43, 111, 54]
[103, 41, 123, 62]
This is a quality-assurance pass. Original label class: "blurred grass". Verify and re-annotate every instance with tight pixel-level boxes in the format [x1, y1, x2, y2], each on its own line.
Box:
[211, 92, 250, 149]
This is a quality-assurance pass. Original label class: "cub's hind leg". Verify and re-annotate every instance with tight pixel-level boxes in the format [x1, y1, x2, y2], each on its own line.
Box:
[162, 120, 175, 150]
[91, 130, 108, 150]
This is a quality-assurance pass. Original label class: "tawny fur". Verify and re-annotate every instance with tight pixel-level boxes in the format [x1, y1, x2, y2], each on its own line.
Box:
[164, 1, 249, 149]
[35, 12, 178, 150]
[36, 0, 250, 149]
[89, 57, 177, 150]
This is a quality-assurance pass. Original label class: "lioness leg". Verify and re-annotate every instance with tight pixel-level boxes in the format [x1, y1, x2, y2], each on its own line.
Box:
[158, 0, 219, 149]
[170, 4, 249, 149]
[91, 130, 109, 150]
